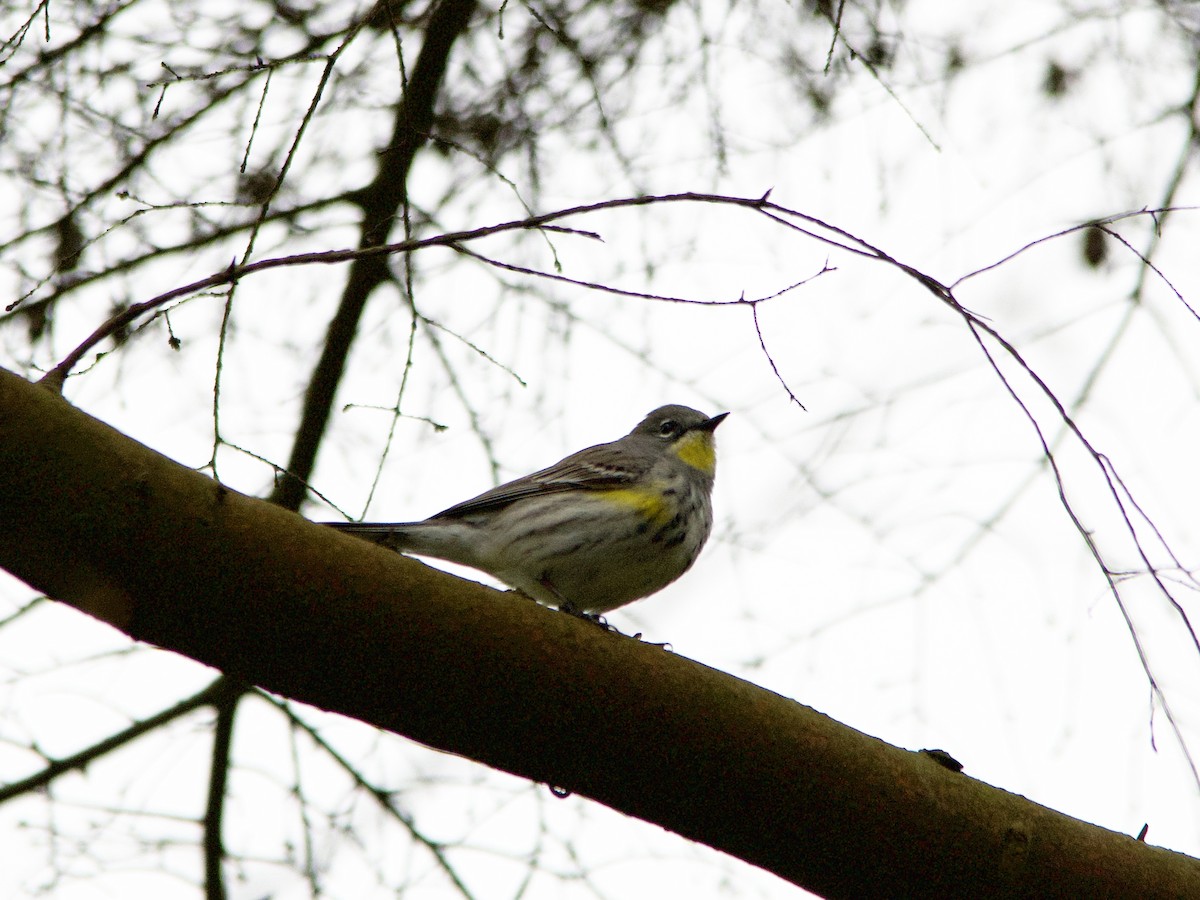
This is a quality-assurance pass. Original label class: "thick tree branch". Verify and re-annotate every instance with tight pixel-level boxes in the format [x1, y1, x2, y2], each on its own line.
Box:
[1, 366, 1198, 899]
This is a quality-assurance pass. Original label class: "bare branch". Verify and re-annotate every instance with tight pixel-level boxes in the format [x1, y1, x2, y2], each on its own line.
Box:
[0, 677, 231, 803]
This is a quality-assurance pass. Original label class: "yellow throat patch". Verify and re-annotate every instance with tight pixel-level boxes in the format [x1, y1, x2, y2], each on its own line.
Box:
[672, 430, 717, 475]
[598, 487, 672, 524]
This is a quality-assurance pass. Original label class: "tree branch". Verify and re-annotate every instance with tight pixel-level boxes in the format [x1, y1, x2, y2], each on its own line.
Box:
[0, 676, 230, 803]
[203, 677, 243, 900]
[2, 366, 1198, 898]
[273, 0, 478, 511]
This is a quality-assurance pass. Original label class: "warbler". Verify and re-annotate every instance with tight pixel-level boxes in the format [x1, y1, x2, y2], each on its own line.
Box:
[327, 404, 727, 615]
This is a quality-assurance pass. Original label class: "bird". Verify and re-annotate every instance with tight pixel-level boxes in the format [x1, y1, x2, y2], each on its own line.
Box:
[326, 404, 727, 616]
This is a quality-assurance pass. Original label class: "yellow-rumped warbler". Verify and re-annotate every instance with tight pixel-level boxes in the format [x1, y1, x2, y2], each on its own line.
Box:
[327, 405, 727, 615]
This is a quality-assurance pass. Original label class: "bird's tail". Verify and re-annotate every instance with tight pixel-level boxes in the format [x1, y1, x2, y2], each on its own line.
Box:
[323, 521, 420, 552]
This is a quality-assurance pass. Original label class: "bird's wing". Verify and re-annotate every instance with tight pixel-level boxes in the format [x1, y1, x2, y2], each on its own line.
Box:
[430, 439, 651, 520]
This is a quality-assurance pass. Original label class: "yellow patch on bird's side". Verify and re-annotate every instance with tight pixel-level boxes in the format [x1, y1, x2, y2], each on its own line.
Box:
[598, 487, 673, 523]
[672, 431, 716, 474]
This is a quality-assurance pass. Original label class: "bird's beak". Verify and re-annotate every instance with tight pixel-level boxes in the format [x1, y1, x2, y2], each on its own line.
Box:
[693, 412, 729, 433]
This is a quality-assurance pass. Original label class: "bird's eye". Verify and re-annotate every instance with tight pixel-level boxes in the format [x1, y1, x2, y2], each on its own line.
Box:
[658, 419, 681, 438]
